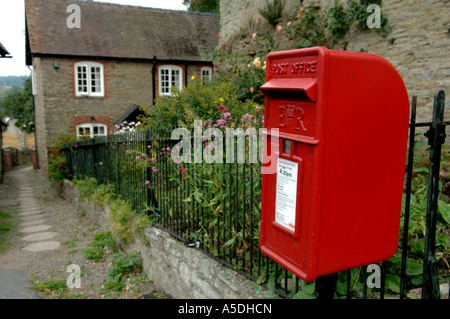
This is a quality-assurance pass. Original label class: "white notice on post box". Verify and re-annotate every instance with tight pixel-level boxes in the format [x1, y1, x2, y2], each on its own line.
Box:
[275, 158, 298, 232]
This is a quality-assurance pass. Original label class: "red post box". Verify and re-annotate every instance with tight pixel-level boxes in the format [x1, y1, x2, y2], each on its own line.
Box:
[259, 46, 410, 282]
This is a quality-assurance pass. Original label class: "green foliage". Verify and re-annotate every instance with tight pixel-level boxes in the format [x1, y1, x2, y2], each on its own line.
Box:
[258, 0, 285, 28]
[74, 177, 99, 200]
[32, 280, 67, 293]
[139, 77, 260, 129]
[47, 133, 78, 182]
[83, 232, 119, 262]
[0, 211, 14, 252]
[183, 0, 219, 16]
[326, 0, 351, 38]
[74, 177, 153, 244]
[102, 251, 142, 292]
[0, 77, 34, 133]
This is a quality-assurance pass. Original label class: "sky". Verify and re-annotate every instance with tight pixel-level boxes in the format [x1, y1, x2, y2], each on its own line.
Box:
[0, 0, 188, 77]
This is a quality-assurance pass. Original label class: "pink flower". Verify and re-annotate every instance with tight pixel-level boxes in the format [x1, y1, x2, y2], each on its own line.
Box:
[126, 150, 130, 154]
[151, 157, 156, 162]
[255, 106, 261, 113]
[147, 145, 151, 149]
[152, 166, 158, 173]
[222, 112, 232, 120]
[252, 32, 257, 39]
[277, 25, 282, 32]
[145, 180, 150, 185]
[135, 155, 141, 161]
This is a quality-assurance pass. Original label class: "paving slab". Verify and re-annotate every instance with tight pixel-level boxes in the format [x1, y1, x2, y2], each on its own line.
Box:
[20, 225, 52, 233]
[22, 241, 60, 252]
[20, 219, 48, 227]
[20, 214, 48, 221]
[19, 208, 43, 214]
[19, 210, 44, 217]
[22, 232, 58, 242]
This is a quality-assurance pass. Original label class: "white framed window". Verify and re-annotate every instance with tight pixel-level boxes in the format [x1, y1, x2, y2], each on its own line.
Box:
[74, 62, 104, 97]
[159, 65, 183, 96]
[201, 66, 213, 81]
[31, 66, 37, 96]
[76, 123, 107, 139]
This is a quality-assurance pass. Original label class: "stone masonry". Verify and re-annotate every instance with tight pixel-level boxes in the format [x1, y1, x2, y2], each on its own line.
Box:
[219, 0, 450, 123]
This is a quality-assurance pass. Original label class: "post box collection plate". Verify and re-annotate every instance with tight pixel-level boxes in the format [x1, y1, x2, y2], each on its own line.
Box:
[259, 47, 410, 282]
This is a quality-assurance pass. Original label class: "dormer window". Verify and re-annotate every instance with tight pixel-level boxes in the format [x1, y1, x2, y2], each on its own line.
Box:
[75, 61, 104, 97]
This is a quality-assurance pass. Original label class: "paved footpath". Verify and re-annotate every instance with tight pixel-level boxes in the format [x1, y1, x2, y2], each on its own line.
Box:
[0, 167, 61, 299]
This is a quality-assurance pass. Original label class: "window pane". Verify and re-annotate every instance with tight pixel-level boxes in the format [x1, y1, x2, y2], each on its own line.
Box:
[161, 69, 170, 94]
[90, 67, 101, 93]
[77, 66, 87, 93]
[171, 69, 180, 89]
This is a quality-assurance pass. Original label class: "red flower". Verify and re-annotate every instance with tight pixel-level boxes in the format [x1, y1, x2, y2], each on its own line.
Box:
[218, 104, 228, 112]
[178, 168, 188, 174]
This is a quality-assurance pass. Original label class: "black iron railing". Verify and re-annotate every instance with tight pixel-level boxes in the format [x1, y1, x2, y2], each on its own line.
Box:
[62, 90, 449, 299]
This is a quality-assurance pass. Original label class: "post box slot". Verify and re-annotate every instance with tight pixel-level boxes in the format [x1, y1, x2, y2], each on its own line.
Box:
[260, 78, 317, 102]
[283, 139, 292, 155]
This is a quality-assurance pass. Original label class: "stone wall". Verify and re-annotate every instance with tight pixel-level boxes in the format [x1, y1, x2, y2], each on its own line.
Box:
[61, 179, 271, 299]
[218, 0, 450, 123]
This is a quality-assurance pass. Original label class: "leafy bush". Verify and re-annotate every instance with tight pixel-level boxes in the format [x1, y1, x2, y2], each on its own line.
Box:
[139, 77, 259, 129]
[47, 133, 77, 182]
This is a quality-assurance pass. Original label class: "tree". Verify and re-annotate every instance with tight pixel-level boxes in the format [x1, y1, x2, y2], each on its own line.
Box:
[0, 77, 34, 134]
[183, 0, 219, 15]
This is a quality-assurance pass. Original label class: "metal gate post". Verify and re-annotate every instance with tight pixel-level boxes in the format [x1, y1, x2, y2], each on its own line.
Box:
[422, 90, 446, 299]
[315, 273, 337, 299]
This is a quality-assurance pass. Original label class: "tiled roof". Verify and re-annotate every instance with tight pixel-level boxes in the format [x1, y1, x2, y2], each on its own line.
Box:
[25, 0, 219, 62]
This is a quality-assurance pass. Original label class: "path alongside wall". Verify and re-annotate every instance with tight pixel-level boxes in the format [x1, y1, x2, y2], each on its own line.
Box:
[61, 179, 271, 299]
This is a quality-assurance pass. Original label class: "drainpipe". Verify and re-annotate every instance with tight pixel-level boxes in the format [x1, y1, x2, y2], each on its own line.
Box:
[152, 56, 157, 105]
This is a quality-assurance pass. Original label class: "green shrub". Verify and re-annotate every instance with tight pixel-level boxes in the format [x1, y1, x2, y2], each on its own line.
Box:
[139, 77, 260, 129]
[47, 133, 77, 182]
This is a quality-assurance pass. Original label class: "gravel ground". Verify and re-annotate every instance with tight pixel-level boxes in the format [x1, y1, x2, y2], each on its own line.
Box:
[0, 166, 166, 299]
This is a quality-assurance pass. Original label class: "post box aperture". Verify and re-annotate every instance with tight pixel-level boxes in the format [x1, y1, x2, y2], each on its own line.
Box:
[259, 47, 410, 282]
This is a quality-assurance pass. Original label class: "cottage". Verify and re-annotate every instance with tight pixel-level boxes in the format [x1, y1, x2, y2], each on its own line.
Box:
[25, 0, 219, 169]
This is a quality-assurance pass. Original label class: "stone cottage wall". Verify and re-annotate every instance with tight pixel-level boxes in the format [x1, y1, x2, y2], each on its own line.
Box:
[33, 56, 214, 170]
[218, 0, 450, 123]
